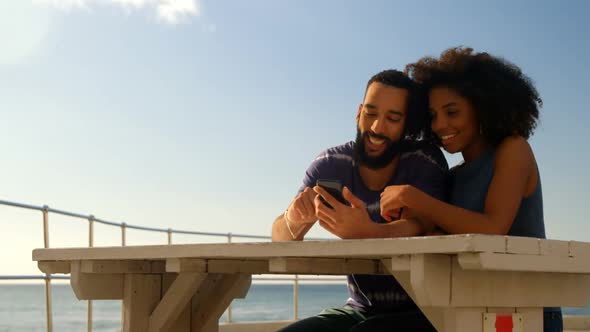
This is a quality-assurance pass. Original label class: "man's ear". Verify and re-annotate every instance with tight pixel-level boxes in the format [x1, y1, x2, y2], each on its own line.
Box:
[356, 104, 362, 123]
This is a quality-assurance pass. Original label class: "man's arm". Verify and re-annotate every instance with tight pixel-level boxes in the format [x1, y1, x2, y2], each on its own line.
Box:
[271, 213, 314, 241]
[315, 186, 427, 239]
[271, 187, 317, 242]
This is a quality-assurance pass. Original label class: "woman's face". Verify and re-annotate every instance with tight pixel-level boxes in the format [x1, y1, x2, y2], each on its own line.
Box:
[429, 86, 486, 161]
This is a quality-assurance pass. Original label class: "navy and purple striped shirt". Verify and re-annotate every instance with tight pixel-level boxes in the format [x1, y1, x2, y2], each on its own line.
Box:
[297, 140, 448, 313]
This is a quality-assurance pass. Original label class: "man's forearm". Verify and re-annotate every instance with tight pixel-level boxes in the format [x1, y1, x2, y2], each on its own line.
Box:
[271, 214, 312, 242]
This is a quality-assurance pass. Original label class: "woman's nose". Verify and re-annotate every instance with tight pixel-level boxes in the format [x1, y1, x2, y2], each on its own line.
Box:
[431, 116, 445, 133]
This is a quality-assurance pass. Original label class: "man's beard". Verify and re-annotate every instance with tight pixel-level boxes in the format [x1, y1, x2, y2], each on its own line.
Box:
[353, 127, 403, 170]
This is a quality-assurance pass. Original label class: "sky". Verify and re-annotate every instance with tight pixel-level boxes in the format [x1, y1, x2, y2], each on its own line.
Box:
[1, 0, 590, 276]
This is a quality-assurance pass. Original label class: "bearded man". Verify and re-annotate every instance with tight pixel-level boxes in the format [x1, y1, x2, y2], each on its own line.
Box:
[271, 70, 448, 332]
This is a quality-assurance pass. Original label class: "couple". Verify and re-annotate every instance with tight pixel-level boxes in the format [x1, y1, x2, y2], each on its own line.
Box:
[271, 47, 563, 332]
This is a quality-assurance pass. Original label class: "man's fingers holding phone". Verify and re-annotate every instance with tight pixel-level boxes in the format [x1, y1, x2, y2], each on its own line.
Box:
[289, 187, 317, 224]
[315, 179, 348, 209]
[313, 185, 342, 211]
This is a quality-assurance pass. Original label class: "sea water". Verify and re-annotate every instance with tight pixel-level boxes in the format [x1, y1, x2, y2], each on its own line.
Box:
[0, 284, 587, 331]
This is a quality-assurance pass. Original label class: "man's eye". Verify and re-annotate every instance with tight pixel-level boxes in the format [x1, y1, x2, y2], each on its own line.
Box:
[364, 112, 377, 117]
[387, 117, 401, 123]
[447, 110, 458, 116]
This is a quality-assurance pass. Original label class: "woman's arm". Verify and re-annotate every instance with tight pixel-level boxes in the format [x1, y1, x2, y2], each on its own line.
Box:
[381, 136, 536, 235]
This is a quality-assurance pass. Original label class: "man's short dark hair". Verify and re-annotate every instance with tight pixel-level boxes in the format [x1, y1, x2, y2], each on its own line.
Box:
[364, 70, 429, 141]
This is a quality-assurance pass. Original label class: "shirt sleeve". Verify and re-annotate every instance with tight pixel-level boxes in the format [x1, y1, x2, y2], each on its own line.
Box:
[297, 152, 346, 194]
[409, 148, 449, 202]
[297, 154, 327, 194]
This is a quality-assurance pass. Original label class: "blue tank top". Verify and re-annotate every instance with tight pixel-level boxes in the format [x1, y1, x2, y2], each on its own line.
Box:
[449, 148, 546, 238]
[450, 149, 561, 315]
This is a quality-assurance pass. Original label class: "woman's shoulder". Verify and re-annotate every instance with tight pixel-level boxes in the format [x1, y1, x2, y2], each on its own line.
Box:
[496, 136, 533, 156]
[494, 136, 535, 169]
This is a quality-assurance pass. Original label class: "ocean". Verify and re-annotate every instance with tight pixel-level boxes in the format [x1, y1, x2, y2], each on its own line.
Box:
[1, 284, 588, 331]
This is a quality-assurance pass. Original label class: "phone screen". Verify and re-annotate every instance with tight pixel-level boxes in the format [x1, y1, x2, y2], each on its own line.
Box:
[316, 179, 348, 208]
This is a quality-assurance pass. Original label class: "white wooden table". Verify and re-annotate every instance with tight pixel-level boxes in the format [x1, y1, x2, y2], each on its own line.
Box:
[33, 234, 590, 332]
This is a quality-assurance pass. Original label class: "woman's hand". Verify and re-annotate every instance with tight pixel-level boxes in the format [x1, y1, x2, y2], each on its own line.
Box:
[380, 185, 420, 222]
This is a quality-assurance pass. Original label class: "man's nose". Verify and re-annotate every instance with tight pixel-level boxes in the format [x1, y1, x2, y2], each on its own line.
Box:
[371, 119, 386, 134]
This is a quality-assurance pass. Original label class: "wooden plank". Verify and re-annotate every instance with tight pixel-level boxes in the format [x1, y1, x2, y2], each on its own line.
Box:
[450, 258, 590, 307]
[219, 321, 293, 332]
[539, 239, 570, 257]
[148, 273, 207, 332]
[166, 259, 207, 273]
[80, 260, 153, 273]
[563, 315, 590, 330]
[409, 254, 451, 306]
[410, 307, 485, 332]
[70, 261, 124, 300]
[570, 241, 590, 258]
[458, 252, 590, 273]
[505, 236, 540, 255]
[184, 274, 224, 332]
[515, 308, 543, 332]
[191, 274, 252, 332]
[444, 308, 484, 332]
[151, 261, 166, 273]
[38, 261, 70, 274]
[32, 234, 508, 261]
[268, 258, 383, 275]
[123, 274, 161, 332]
[381, 259, 445, 330]
[505, 236, 539, 255]
[384, 255, 410, 271]
[161, 274, 191, 332]
[208, 260, 269, 274]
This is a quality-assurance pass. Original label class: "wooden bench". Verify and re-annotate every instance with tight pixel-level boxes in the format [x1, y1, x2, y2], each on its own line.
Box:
[33, 234, 590, 332]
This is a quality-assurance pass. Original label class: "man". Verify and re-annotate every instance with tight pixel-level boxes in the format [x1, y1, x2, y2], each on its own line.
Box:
[271, 70, 448, 331]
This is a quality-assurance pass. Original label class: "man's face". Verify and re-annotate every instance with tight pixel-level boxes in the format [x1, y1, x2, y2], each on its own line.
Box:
[354, 82, 408, 169]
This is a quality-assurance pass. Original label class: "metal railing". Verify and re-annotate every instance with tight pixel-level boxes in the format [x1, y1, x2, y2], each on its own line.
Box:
[0, 198, 341, 332]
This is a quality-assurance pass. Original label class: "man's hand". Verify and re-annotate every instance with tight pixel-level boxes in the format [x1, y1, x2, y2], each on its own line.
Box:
[286, 187, 318, 229]
[313, 186, 378, 239]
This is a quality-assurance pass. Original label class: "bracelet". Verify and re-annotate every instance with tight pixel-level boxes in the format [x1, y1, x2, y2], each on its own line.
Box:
[283, 210, 297, 239]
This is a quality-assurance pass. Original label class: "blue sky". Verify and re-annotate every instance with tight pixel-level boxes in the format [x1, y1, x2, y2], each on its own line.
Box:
[1, 0, 589, 275]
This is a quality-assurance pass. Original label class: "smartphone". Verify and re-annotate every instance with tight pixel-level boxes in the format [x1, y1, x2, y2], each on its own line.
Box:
[316, 179, 348, 209]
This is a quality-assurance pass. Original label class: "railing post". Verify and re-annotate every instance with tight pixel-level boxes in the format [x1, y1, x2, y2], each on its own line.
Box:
[87, 215, 94, 332]
[227, 233, 233, 323]
[42, 205, 53, 332]
[293, 274, 299, 320]
[167, 228, 172, 245]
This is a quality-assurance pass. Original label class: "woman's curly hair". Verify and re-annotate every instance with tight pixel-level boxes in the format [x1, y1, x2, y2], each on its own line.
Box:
[405, 47, 542, 146]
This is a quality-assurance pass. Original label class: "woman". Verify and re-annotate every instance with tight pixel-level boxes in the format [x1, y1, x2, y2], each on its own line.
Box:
[380, 47, 562, 331]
